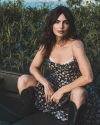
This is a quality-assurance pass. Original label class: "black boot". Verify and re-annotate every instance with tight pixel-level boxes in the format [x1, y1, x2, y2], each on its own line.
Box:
[20, 86, 38, 117]
[74, 103, 87, 125]
[67, 101, 77, 125]
[67, 101, 87, 125]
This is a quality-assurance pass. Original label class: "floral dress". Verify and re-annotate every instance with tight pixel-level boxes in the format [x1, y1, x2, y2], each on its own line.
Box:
[34, 41, 100, 125]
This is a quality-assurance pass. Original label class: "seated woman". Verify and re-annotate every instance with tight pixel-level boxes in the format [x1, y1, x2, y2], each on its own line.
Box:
[17, 6, 100, 125]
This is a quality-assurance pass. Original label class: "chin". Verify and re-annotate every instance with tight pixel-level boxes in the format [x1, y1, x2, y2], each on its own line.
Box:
[56, 34, 66, 38]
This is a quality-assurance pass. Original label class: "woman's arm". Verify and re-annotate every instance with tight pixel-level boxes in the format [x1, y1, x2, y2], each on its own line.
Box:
[29, 48, 47, 87]
[61, 40, 93, 93]
[51, 40, 93, 103]
[29, 47, 54, 102]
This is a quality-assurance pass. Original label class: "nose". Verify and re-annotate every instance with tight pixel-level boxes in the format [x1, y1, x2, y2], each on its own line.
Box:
[60, 22, 64, 29]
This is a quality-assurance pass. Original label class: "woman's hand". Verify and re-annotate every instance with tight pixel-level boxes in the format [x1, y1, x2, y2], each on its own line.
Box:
[44, 82, 54, 103]
[51, 88, 64, 104]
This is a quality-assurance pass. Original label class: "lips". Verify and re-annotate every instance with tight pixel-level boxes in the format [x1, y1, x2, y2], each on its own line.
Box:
[58, 30, 64, 34]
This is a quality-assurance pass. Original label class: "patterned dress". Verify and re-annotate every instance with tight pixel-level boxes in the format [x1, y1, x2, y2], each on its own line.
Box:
[35, 41, 100, 125]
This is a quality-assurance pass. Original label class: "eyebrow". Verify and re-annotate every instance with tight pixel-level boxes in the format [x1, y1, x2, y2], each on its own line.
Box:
[56, 19, 68, 22]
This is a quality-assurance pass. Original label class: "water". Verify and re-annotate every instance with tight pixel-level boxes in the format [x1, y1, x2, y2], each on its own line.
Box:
[1, 0, 99, 11]
[0, 0, 68, 9]
[24, 1, 67, 9]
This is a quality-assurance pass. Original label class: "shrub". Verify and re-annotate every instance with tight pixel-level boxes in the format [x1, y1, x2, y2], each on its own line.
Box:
[0, 1, 100, 87]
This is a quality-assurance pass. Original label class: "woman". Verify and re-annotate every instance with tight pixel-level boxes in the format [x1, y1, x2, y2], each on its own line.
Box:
[17, 6, 100, 125]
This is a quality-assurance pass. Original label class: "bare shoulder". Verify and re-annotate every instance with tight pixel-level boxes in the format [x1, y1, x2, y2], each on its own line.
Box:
[72, 40, 86, 59]
[38, 45, 45, 54]
[73, 40, 84, 48]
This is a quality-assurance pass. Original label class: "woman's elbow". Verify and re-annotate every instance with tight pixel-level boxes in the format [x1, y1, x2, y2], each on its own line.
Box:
[89, 77, 93, 83]
[86, 75, 93, 83]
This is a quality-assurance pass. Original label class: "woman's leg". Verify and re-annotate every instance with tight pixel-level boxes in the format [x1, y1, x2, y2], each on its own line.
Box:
[70, 86, 88, 109]
[67, 87, 88, 125]
[17, 75, 38, 116]
[17, 74, 37, 94]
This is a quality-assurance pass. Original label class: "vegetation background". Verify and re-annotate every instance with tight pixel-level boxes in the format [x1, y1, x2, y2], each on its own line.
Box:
[0, 0, 100, 87]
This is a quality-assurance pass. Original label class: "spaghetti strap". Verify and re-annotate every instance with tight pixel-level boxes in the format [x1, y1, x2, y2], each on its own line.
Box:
[71, 40, 77, 58]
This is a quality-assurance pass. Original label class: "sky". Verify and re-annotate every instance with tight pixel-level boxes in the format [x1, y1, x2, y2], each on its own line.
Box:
[0, 0, 68, 9]
[0, 0, 98, 5]
[1, 0, 66, 2]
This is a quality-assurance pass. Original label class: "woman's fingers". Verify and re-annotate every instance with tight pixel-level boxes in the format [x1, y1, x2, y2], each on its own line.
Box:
[48, 96, 51, 103]
[44, 83, 54, 103]
[51, 96, 56, 103]
[51, 96, 59, 104]
[45, 94, 52, 103]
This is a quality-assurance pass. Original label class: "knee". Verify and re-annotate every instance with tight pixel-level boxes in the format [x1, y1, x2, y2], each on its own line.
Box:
[17, 75, 29, 89]
[70, 87, 88, 100]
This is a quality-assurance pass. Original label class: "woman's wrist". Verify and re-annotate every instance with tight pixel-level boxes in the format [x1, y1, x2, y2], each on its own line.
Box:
[43, 80, 50, 88]
[58, 87, 65, 95]
[61, 85, 72, 94]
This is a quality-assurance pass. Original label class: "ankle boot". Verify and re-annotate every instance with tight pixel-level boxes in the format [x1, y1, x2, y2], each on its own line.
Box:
[28, 86, 38, 112]
[20, 86, 37, 117]
[67, 101, 87, 125]
[74, 103, 87, 125]
[67, 101, 77, 125]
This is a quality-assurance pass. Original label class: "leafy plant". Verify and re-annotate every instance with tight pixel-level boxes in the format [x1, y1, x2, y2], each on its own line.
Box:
[0, 0, 100, 87]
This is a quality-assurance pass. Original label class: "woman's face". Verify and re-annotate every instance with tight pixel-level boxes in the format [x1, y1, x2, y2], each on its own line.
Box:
[53, 13, 69, 39]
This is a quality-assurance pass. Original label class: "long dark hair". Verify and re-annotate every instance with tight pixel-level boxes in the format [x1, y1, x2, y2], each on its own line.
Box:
[40, 6, 80, 58]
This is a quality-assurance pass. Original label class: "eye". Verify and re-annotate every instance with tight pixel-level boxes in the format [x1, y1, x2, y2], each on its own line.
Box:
[65, 21, 69, 24]
[55, 20, 60, 23]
